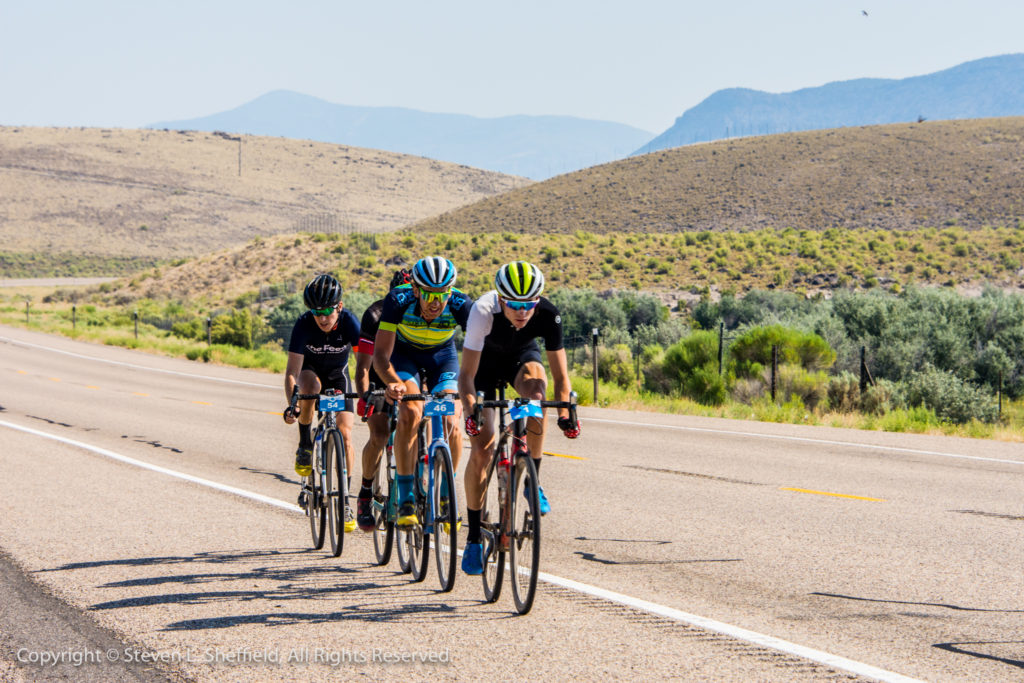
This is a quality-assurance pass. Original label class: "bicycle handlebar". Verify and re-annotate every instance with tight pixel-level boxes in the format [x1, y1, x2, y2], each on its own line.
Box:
[473, 391, 579, 430]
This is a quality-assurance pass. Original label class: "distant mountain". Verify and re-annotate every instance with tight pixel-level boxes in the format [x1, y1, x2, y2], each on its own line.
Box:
[149, 91, 653, 180]
[635, 53, 1024, 155]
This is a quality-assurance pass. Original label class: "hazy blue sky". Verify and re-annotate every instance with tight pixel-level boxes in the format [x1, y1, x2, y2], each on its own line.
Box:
[3, 1, 1023, 134]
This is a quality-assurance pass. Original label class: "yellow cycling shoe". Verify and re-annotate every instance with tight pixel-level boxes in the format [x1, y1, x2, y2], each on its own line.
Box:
[344, 504, 356, 533]
[441, 520, 463, 534]
[396, 501, 419, 527]
[294, 447, 312, 476]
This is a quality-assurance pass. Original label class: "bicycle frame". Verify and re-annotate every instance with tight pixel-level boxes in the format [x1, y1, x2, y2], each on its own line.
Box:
[415, 392, 457, 535]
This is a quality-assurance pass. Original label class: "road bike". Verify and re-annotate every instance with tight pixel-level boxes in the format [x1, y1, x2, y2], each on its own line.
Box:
[397, 392, 460, 592]
[289, 388, 360, 557]
[473, 386, 578, 614]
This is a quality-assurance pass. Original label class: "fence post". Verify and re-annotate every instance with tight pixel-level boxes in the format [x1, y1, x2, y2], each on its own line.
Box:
[592, 327, 599, 404]
[771, 344, 778, 403]
[25, 300, 29, 324]
[206, 317, 212, 345]
[999, 369, 1003, 419]
[635, 336, 641, 388]
[859, 346, 874, 393]
[72, 305, 76, 331]
[718, 321, 724, 375]
[133, 310, 138, 339]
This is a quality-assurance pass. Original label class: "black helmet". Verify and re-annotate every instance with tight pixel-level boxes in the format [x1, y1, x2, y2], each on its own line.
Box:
[390, 268, 413, 289]
[303, 274, 343, 310]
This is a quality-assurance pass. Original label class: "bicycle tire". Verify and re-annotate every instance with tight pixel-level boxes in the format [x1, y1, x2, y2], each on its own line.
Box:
[509, 455, 541, 614]
[372, 448, 395, 566]
[408, 455, 430, 582]
[481, 446, 506, 603]
[432, 446, 458, 592]
[325, 429, 346, 558]
[307, 441, 326, 550]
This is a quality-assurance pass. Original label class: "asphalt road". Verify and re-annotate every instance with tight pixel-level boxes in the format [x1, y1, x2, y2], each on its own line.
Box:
[1, 325, 1022, 682]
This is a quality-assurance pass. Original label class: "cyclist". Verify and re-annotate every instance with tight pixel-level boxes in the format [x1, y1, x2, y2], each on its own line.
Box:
[283, 273, 361, 532]
[372, 256, 470, 527]
[352, 268, 414, 532]
[458, 261, 579, 575]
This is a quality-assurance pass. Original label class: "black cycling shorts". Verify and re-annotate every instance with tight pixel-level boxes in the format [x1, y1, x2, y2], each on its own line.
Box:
[472, 341, 543, 400]
[301, 361, 353, 412]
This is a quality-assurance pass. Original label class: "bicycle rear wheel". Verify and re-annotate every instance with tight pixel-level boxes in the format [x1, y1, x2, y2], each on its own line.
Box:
[480, 447, 505, 603]
[372, 449, 395, 566]
[509, 455, 541, 614]
[432, 446, 457, 592]
[325, 429, 346, 558]
[307, 442, 326, 550]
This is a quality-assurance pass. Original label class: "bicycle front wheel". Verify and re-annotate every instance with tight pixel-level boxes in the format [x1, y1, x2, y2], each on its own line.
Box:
[509, 455, 541, 614]
[480, 447, 505, 603]
[372, 449, 395, 566]
[307, 444, 326, 550]
[432, 446, 457, 592]
[325, 430, 346, 558]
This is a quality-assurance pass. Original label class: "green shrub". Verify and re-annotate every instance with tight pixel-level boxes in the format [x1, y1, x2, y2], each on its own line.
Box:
[826, 371, 860, 412]
[661, 331, 727, 405]
[898, 366, 998, 423]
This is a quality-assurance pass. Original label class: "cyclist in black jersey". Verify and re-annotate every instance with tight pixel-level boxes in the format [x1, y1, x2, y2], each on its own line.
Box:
[458, 261, 579, 575]
[283, 273, 361, 531]
[352, 268, 413, 532]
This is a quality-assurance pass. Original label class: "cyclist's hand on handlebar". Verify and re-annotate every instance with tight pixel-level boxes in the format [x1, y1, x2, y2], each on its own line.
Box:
[465, 415, 481, 437]
[385, 381, 406, 401]
[357, 397, 372, 419]
[557, 416, 580, 439]
[283, 406, 298, 424]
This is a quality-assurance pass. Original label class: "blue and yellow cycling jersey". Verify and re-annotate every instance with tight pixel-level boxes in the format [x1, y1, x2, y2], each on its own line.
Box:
[378, 285, 470, 350]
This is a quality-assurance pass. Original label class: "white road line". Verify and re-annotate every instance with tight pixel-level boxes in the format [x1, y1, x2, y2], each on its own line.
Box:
[0, 336, 277, 389]
[2, 418, 922, 683]
[585, 416, 1024, 466]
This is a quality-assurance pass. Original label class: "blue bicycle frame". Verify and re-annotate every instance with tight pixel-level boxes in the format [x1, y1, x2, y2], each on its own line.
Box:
[419, 393, 457, 535]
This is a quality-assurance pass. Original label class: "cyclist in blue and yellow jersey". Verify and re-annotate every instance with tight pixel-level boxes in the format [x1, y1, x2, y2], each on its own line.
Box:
[352, 268, 414, 532]
[458, 261, 579, 575]
[372, 256, 471, 527]
[283, 273, 361, 531]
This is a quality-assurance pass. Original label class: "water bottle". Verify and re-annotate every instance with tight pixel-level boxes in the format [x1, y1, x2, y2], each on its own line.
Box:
[497, 454, 510, 515]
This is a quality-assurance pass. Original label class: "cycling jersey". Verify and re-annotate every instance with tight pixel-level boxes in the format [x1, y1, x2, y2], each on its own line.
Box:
[288, 308, 361, 396]
[462, 291, 564, 354]
[378, 285, 471, 350]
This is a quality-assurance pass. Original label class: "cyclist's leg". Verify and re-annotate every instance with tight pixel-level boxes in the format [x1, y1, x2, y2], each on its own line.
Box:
[512, 359, 548, 463]
[322, 366, 356, 478]
[422, 343, 463, 471]
[294, 367, 322, 474]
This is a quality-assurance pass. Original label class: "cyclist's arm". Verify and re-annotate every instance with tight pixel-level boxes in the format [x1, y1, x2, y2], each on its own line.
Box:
[459, 347, 483, 417]
[284, 351, 304, 403]
[372, 327, 404, 398]
[546, 347, 572, 420]
[354, 343, 372, 396]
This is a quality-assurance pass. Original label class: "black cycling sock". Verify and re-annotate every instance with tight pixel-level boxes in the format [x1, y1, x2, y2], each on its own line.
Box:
[467, 508, 481, 544]
[360, 478, 374, 497]
[532, 456, 542, 474]
[298, 423, 312, 449]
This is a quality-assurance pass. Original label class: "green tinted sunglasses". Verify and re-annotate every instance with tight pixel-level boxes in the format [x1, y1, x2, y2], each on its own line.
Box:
[420, 289, 451, 304]
[310, 306, 336, 316]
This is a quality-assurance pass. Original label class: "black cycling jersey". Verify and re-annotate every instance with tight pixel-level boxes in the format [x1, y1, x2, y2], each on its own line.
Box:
[358, 299, 385, 389]
[463, 292, 564, 354]
[288, 308, 361, 372]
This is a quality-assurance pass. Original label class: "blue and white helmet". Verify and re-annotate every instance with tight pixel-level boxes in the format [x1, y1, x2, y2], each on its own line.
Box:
[412, 256, 457, 289]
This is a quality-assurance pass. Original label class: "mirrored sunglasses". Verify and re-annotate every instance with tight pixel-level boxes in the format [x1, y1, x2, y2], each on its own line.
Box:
[420, 289, 451, 304]
[310, 306, 336, 316]
[504, 299, 539, 311]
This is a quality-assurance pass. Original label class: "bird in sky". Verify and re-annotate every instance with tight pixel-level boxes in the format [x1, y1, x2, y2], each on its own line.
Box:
[862, 10, 869, 17]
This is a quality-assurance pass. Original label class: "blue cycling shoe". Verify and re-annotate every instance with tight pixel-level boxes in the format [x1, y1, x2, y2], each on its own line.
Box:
[525, 482, 551, 516]
[461, 542, 484, 575]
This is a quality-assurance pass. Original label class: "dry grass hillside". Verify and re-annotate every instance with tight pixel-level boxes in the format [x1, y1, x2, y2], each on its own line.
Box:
[414, 117, 1024, 235]
[0, 126, 529, 273]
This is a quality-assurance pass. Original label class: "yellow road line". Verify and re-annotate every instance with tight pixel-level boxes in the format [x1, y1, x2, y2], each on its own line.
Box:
[781, 487, 885, 502]
[86, 385, 100, 390]
[17, 370, 27, 374]
[132, 392, 149, 397]
[192, 401, 212, 406]
[48, 377, 61, 382]
[544, 451, 586, 460]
